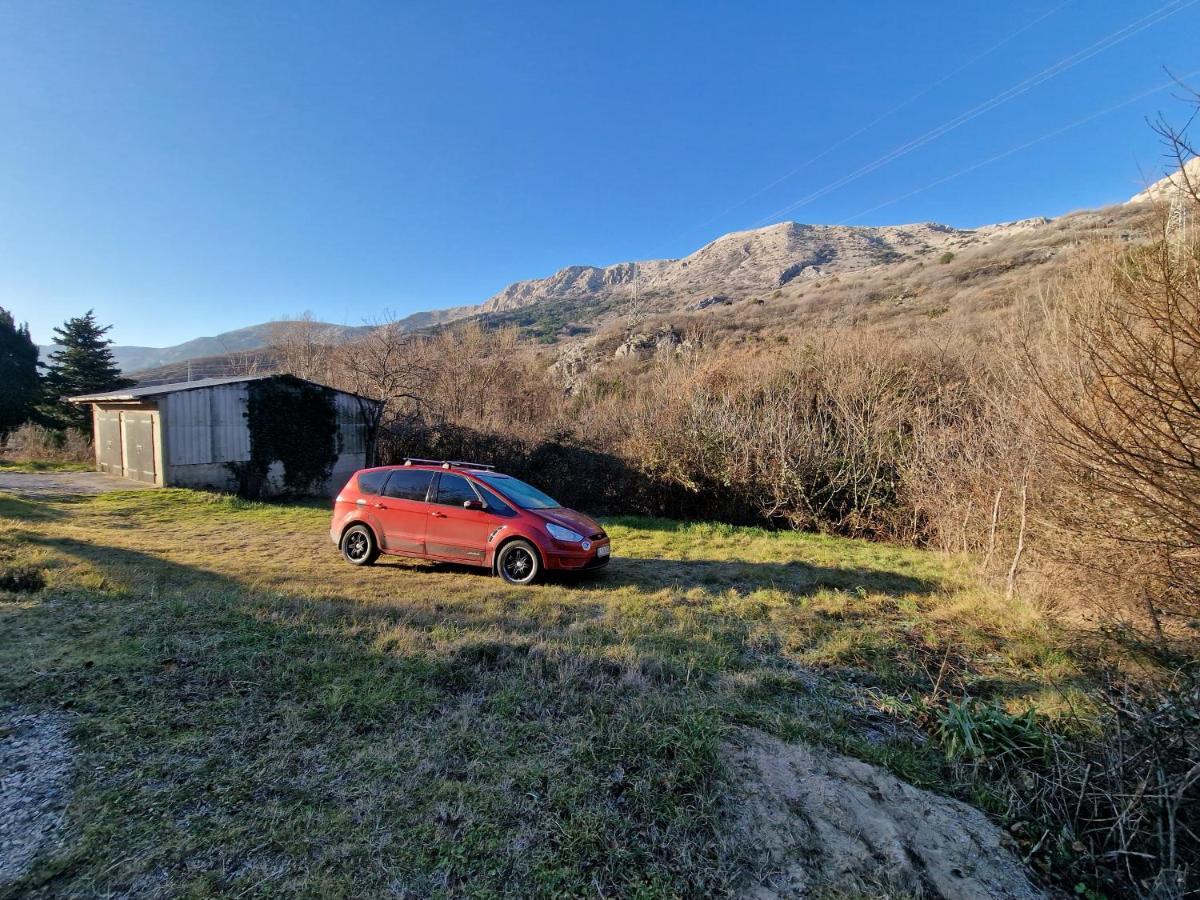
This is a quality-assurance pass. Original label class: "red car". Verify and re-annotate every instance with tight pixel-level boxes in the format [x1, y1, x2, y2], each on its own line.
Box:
[329, 459, 611, 584]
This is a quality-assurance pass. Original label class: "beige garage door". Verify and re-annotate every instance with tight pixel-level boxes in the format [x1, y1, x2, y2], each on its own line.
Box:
[122, 413, 157, 484]
[96, 410, 123, 476]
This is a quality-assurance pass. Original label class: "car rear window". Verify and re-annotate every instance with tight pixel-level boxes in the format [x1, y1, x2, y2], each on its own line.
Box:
[435, 473, 479, 506]
[356, 470, 389, 495]
[383, 469, 434, 502]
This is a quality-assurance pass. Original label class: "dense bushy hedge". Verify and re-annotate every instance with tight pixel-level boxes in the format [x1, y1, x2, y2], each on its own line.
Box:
[377, 423, 735, 521]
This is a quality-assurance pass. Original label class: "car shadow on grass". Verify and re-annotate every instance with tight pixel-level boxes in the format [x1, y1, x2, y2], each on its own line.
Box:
[593, 556, 937, 597]
[367, 552, 936, 598]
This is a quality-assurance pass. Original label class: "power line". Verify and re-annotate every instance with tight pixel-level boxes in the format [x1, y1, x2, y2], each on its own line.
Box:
[668, 0, 1074, 246]
[752, 0, 1198, 226]
[836, 69, 1200, 225]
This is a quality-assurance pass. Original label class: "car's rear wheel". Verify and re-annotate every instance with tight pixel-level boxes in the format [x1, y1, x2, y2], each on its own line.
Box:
[496, 539, 540, 585]
[341, 524, 379, 566]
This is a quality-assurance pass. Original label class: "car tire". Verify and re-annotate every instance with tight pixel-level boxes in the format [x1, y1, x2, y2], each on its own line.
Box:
[496, 539, 540, 585]
[341, 524, 379, 566]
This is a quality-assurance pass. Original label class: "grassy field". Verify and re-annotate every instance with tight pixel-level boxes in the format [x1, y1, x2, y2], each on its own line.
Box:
[0, 488, 1090, 897]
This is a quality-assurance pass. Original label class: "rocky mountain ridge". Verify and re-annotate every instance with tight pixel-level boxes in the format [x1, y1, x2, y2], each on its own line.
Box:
[120, 155, 1196, 381]
[481, 221, 972, 316]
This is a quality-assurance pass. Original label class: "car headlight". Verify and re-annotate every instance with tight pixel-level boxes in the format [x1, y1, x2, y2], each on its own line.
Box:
[546, 522, 584, 542]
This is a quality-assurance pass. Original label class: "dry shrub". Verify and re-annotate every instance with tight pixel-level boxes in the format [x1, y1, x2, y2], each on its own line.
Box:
[2, 422, 92, 462]
[1021, 194, 1200, 641]
[616, 335, 997, 538]
[948, 670, 1200, 898]
[414, 322, 563, 437]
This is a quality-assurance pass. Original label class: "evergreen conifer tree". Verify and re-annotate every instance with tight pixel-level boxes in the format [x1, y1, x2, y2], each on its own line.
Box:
[0, 306, 41, 433]
[42, 311, 133, 431]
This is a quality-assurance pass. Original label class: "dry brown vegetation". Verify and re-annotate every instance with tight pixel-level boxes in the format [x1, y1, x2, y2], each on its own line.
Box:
[0, 422, 92, 472]
[247, 117, 1200, 897]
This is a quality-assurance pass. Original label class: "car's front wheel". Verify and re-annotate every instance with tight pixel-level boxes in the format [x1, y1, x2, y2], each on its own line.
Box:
[341, 524, 379, 566]
[496, 539, 540, 585]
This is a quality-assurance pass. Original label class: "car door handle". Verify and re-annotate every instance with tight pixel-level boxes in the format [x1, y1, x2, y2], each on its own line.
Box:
[373, 502, 388, 509]
[431, 510, 446, 518]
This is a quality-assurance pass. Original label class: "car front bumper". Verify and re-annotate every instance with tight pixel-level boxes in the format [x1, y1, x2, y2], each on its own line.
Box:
[543, 540, 611, 571]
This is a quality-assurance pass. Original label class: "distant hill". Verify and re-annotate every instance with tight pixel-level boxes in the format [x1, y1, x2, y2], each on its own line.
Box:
[39, 304, 472, 374]
[38, 321, 348, 374]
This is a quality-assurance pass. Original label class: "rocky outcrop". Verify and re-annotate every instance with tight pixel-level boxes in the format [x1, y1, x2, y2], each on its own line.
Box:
[686, 294, 731, 311]
[0, 709, 74, 889]
[611, 325, 698, 359]
[1127, 157, 1200, 204]
[723, 729, 1045, 899]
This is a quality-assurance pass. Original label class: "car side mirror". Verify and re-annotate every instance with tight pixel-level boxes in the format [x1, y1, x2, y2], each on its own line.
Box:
[463, 499, 485, 510]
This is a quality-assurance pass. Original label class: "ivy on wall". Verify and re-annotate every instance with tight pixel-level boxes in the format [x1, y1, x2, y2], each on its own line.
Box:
[231, 375, 339, 497]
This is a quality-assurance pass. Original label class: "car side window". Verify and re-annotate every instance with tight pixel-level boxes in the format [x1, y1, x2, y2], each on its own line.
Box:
[477, 485, 517, 517]
[435, 473, 479, 506]
[383, 469, 434, 502]
[357, 470, 389, 495]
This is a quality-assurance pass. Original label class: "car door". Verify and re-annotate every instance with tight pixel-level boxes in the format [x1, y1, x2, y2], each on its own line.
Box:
[375, 469, 435, 555]
[425, 472, 492, 563]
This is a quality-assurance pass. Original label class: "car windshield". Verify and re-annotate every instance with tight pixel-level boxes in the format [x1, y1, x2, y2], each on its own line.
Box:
[477, 473, 561, 509]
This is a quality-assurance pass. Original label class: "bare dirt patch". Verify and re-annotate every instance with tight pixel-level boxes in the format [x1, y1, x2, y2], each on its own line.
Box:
[0, 470, 154, 499]
[0, 709, 73, 888]
[723, 728, 1045, 899]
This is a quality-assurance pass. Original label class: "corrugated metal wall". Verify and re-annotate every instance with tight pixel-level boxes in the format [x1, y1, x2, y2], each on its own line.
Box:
[164, 384, 251, 466]
[164, 383, 367, 467]
[210, 385, 252, 460]
[334, 393, 367, 454]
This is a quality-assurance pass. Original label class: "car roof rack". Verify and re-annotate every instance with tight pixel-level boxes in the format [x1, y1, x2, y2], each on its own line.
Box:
[403, 457, 497, 471]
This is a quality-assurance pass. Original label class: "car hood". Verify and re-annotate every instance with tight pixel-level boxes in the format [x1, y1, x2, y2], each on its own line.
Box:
[536, 507, 605, 538]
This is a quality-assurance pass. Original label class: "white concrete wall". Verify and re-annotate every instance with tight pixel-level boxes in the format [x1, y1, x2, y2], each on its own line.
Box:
[166, 453, 366, 496]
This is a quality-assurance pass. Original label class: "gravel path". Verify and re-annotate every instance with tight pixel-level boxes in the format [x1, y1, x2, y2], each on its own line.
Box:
[0, 470, 153, 499]
[0, 709, 73, 888]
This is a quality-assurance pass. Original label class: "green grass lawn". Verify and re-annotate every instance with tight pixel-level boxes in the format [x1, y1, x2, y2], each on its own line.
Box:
[0, 489, 1090, 897]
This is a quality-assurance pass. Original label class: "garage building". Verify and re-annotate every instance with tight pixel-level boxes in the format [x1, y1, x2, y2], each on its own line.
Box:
[70, 375, 376, 495]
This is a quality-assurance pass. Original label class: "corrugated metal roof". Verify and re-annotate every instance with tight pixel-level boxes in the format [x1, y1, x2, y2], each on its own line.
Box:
[69, 376, 264, 402]
[69, 375, 381, 404]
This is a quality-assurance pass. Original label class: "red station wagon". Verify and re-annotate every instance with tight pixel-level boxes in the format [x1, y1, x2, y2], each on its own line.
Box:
[330, 459, 611, 584]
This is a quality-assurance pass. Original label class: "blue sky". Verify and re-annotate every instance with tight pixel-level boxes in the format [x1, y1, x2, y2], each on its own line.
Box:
[2, 1, 1198, 347]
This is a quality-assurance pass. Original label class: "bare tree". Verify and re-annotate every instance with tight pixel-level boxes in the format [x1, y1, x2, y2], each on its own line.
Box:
[1020, 102, 1200, 636]
[267, 312, 338, 382]
[331, 317, 429, 465]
